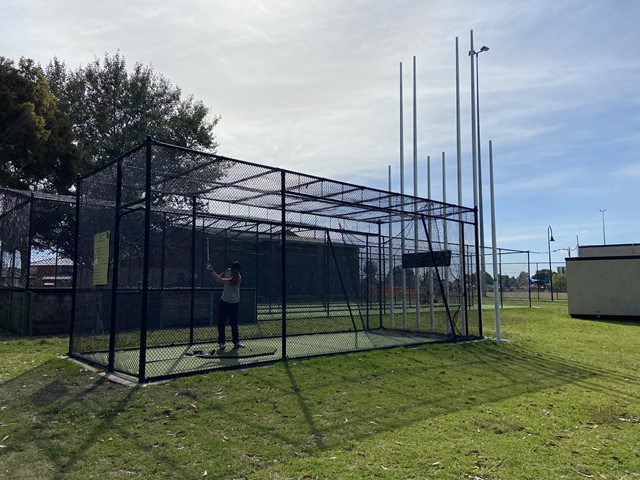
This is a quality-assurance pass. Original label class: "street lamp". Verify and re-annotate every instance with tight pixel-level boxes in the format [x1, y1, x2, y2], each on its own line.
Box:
[599, 209, 606, 245]
[470, 43, 490, 294]
[547, 226, 555, 301]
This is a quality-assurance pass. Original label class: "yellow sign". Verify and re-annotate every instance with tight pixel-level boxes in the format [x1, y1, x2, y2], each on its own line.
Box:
[93, 231, 110, 286]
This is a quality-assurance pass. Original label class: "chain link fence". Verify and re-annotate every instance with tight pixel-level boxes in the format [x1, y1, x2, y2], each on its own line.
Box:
[69, 138, 481, 382]
[0, 188, 75, 335]
[482, 247, 568, 305]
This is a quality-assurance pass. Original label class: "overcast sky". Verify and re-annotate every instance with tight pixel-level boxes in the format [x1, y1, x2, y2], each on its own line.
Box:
[3, 0, 639, 265]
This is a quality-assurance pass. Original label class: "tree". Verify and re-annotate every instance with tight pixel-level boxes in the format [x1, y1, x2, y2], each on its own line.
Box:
[516, 271, 530, 289]
[532, 269, 552, 283]
[45, 52, 220, 169]
[552, 273, 567, 292]
[0, 57, 83, 193]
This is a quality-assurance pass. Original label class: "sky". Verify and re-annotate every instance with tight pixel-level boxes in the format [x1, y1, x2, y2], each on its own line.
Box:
[2, 0, 639, 267]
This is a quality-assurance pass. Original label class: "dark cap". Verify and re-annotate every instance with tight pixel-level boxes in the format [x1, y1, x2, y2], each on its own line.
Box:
[231, 261, 241, 271]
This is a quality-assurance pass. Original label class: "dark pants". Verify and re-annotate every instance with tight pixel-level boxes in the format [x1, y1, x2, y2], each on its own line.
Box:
[218, 300, 239, 345]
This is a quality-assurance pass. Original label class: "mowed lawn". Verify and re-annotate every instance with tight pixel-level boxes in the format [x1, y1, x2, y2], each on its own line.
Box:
[1, 302, 639, 479]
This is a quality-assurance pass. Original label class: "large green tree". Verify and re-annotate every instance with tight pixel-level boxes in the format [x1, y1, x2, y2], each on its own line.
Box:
[0, 56, 83, 193]
[45, 52, 220, 169]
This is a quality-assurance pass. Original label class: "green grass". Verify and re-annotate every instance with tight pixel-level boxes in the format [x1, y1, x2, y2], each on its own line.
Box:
[1, 302, 639, 479]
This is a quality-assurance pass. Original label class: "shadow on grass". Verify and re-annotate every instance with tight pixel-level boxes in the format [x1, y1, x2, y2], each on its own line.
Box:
[250, 339, 639, 453]
[0, 360, 182, 479]
[2, 338, 638, 478]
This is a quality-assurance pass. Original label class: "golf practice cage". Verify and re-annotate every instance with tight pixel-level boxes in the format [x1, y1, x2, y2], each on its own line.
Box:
[70, 138, 482, 382]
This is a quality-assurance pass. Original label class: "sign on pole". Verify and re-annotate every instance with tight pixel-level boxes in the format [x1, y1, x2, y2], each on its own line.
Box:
[93, 231, 110, 286]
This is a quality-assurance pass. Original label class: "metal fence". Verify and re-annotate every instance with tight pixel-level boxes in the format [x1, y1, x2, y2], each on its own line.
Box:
[0, 188, 75, 335]
[483, 247, 569, 306]
[69, 138, 481, 382]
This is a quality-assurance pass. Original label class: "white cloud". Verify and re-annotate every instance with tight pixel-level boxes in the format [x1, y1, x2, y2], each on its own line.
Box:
[2, 0, 640, 248]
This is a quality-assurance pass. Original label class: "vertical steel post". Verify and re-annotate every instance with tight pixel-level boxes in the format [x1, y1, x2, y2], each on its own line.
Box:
[412, 55, 421, 331]
[460, 224, 468, 336]
[69, 174, 82, 356]
[108, 160, 123, 371]
[399, 61, 407, 329]
[25, 192, 34, 291]
[280, 170, 287, 360]
[528, 251, 532, 308]
[138, 136, 153, 382]
[442, 152, 450, 307]
[189, 196, 197, 345]
[366, 235, 370, 329]
[160, 212, 166, 289]
[470, 31, 478, 211]
[388, 165, 394, 328]
[456, 36, 468, 334]
[473, 207, 483, 337]
[489, 140, 501, 340]
[378, 223, 383, 328]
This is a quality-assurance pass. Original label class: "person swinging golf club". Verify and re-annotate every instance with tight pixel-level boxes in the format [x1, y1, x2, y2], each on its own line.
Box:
[207, 260, 244, 352]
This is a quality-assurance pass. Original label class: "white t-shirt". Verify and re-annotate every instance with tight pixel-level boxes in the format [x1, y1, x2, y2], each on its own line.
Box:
[220, 268, 241, 303]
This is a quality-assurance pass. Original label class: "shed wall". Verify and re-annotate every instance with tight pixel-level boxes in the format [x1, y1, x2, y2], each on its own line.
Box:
[567, 257, 640, 317]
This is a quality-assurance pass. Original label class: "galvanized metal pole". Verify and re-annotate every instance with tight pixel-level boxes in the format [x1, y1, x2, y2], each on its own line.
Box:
[399, 61, 407, 328]
[388, 165, 395, 328]
[489, 140, 501, 340]
[456, 36, 468, 335]
[413, 56, 421, 331]
[427, 156, 435, 332]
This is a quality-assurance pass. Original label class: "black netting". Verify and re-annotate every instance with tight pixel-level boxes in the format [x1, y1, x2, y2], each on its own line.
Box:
[0, 188, 75, 335]
[69, 139, 482, 382]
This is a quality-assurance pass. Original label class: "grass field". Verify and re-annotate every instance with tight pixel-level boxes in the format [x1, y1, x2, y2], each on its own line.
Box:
[1, 302, 639, 479]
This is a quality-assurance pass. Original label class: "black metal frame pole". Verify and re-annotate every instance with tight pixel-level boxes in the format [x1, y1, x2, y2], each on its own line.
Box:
[365, 235, 370, 329]
[419, 215, 456, 340]
[280, 171, 287, 360]
[69, 175, 82, 356]
[528, 251, 532, 308]
[499, 248, 504, 309]
[138, 136, 153, 382]
[378, 223, 383, 328]
[160, 212, 166, 290]
[473, 207, 483, 337]
[25, 192, 34, 292]
[189, 196, 197, 345]
[108, 160, 123, 371]
[0, 216, 4, 284]
[327, 230, 357, 332]
[460, 223, 468, 336]
[325, 233, 329, 317]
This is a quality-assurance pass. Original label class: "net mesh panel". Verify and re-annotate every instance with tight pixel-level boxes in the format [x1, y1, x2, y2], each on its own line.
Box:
[0, 189, 76, 334]
[0, 190, 30, 333]
[72, 160, 118, 365]
[484, 248, 532, 302]
[70, 140, 480, 381]
[0, 190, 30, 289]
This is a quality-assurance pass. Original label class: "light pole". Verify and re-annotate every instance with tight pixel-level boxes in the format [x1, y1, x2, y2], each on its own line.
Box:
[547, 226, 555, 301]
[470, 43, 490, 295]
[599, 209, 606, 245]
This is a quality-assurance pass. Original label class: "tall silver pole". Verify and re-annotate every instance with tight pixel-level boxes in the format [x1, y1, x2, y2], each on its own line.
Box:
[489, 140, 501, 340]
[388, 165, 394, 328]
[548, 226, 554, 302]
[413, 56, 420, 331]
[476, 48, 486, 297]
[469, 30, 480, 312]
[456, 37, 463, 208]
[399, 62, 407, 328]
[455, 36, 468, 334]
[470, 31, 478, 210]
[442, 152, 450, 334]
[599, 209, 606, 244]
[427, 155, 435, 332]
